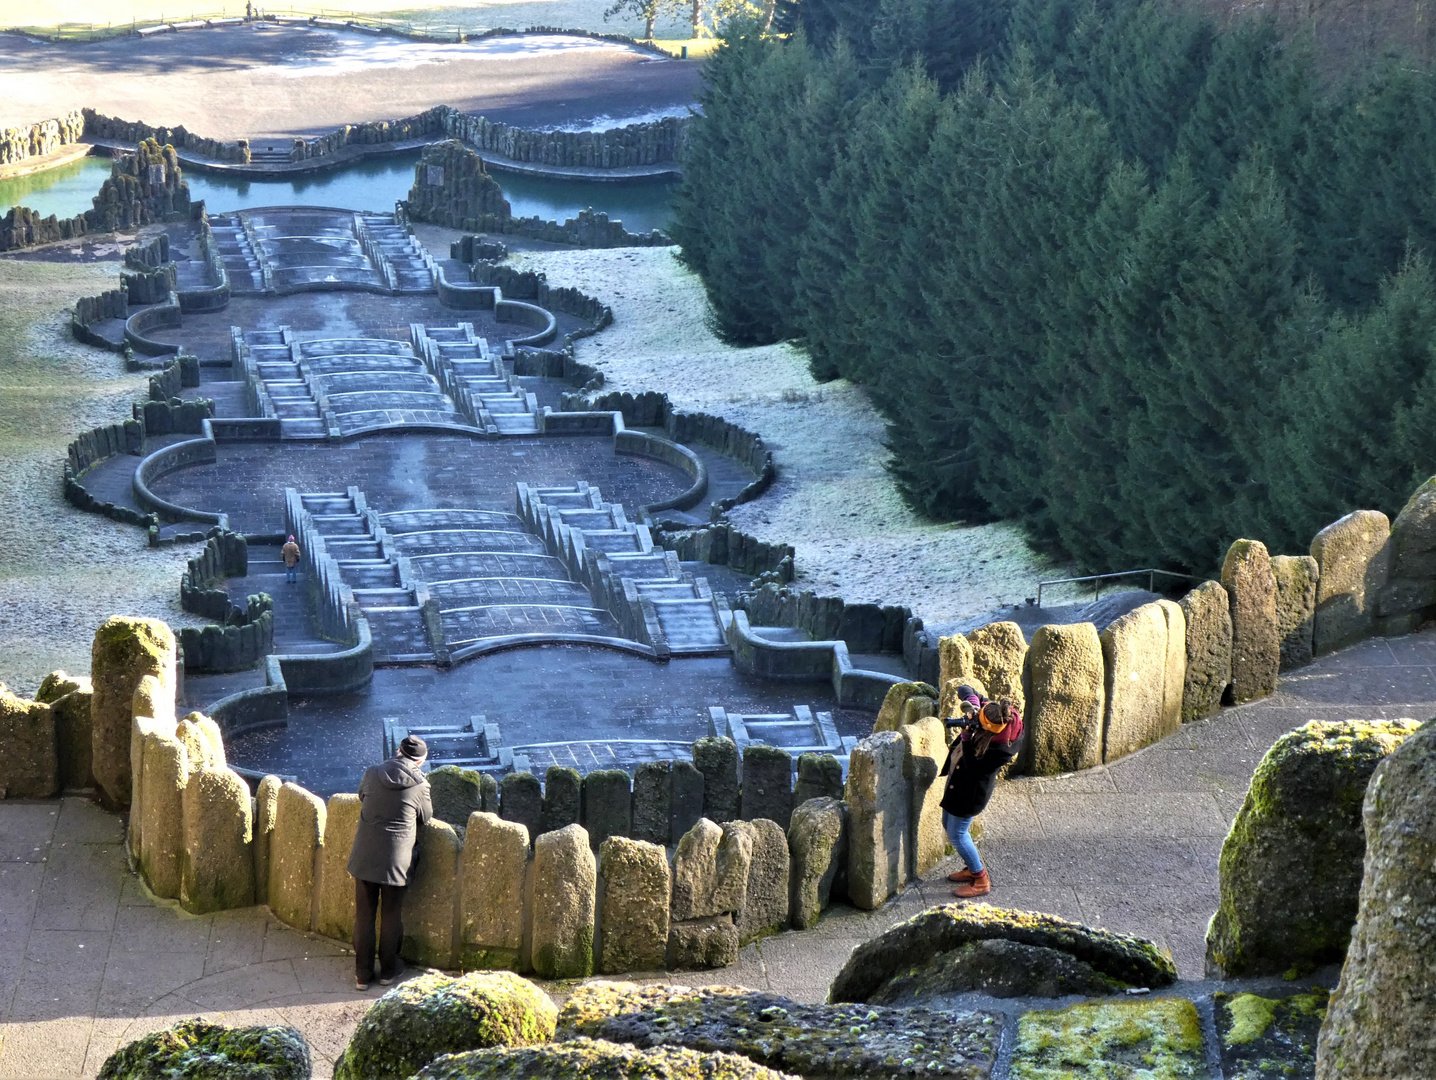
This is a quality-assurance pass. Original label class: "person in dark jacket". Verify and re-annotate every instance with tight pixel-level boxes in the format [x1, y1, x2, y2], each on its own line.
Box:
[939, 689, 1023, 899]
[348, 735, 432, 990]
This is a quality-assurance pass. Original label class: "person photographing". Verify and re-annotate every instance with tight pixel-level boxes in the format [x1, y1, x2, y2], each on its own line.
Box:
[348, 734, 432, 990]
[939, 685, 1023, 899]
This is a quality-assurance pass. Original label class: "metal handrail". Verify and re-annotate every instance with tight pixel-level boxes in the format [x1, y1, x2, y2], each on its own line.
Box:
[1035, 568, 1196, 608]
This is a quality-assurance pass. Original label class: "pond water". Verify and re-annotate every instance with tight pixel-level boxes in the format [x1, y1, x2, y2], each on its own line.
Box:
[0, 150, 675, 235]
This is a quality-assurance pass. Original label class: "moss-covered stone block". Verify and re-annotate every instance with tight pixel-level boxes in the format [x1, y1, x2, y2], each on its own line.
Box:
[966, 622, 1028, 714]
[530, 822, 595, 979]
[429, 765, 485, 830]
[788, 796, 846, 930]
[872, 681, 938, 733]
[404, 819, 461, 969]
[598, 836, 669, 974]
[412, 1038, 796, 1079]
[139, 731, 188, 899]
[460, 811, 530, 972]
[334, 970, 557, 1080]
[252, 774, 282, 906]
[1310, 510, 1390, 654]
[869, 938, 1122, 1003]
[1011, 998, 1205, 1080]
[180, 766, 254, 914]
[1317, 718, 1436, 1079]
[98, 1018, 310, 1080]
[1223, 539, 1281, 704]
[830, 903, 1177, 1003]
[1205, 718, 1420, 978]
[0, 687, 57, 799]
[1214, 988, 1328, 1080]
[557, 984, 1001, 1078]
[269, 782, 324, 932]
[37, 672, 92, 791]
[1272, 554, 1318, 671]
[1024, 622, 1104, 775]
[317, 793, 361, 942]
[938, 633, 975, 690]
[91, 615, 176, 809]
[1101, 602, 1179, 763]
[1179, 580, 1232, 722]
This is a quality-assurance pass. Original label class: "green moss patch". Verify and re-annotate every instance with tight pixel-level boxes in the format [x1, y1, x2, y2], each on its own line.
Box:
[1012, 998, 1207, 1080]
[98, 1018, 311, 1080]
[1214, 988, 1329, 1080]
[334, 970, 557, 1080]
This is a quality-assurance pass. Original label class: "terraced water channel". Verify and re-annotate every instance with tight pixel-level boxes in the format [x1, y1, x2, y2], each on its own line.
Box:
[95, 206, 870, 795]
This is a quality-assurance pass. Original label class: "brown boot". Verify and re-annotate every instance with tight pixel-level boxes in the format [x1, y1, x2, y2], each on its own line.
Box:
[952, 870, 991, 899]
[947, 867, 977, 884]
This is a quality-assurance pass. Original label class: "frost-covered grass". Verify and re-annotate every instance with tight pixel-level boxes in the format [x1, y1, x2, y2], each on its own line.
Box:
[509, 246, 1076, 624]
[0, 257, 198, 695]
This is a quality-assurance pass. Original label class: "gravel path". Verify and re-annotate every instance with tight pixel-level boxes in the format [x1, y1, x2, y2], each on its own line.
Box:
[0, 257, 200, 696]
[510, 246, 1075, 623]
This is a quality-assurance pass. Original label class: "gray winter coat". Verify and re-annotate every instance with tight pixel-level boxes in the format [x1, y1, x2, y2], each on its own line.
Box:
[347, 757, 432, 887]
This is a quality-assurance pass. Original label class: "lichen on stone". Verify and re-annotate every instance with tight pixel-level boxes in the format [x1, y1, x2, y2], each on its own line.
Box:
[334, 970, 557, 1080]
[412, 1037, 800, 1079]
[1011, 998, 1204, 1080]
[556, 982, 1000, 1078]
[97, 1018, 311, 1080]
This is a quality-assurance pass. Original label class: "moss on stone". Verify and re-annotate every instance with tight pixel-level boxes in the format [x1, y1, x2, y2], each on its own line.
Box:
[1012, 998, 1204, 1080]
[1224, 995, 1278, 1046]
[1215, 988, 1329, 1080]
[829, 903, 1177, 1003]
[557, 983, 999, 1077]
[1206, 719, 1421, 977]
[334, 970, 557, 1080]
[413, 1037, 798, 1079]
[98, 1018, 310, 1080]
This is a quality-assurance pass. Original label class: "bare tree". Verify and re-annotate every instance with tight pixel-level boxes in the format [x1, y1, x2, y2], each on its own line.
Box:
[604, 0, 683, 39]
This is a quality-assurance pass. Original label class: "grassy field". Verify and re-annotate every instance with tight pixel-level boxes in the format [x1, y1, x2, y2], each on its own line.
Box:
[4, 1, 705, 41]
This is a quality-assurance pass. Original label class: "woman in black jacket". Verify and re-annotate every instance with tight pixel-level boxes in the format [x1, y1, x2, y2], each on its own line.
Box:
[939, 695, 1023, 899]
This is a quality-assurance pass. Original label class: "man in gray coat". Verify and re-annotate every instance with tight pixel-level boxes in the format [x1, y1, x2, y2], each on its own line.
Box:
[349, 735, 432, 990]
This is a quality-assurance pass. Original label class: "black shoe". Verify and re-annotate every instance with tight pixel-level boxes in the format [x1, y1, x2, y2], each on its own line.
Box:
[378, 959, 406, 986]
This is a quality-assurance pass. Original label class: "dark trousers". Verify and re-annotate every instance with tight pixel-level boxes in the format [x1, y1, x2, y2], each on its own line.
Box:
[354, 879, 405, 981]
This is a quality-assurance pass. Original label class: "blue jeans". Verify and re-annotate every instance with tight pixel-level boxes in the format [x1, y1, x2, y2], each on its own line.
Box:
[944, 811, 982, 874]
[286, 564, 298, 583]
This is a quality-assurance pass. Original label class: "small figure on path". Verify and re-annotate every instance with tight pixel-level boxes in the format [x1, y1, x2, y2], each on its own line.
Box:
[280, 534, 301, 584]
[939, 687, 1023, 899]
[348, 735, 432, 990]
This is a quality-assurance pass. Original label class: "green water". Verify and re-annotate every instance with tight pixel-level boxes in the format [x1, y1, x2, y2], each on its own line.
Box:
[1, 151, 675, 235]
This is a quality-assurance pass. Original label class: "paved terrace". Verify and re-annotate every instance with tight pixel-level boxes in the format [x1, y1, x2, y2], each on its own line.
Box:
[2, 629, 1430, 1078]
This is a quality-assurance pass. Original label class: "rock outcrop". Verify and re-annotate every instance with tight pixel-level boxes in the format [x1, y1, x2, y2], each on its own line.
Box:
[556, 984, 1001, 1079]
[867, 938, 1119, 1002]
[1205, 718, 1420, 978]
[335, 971, 557, 1080]
[829, 903, 1177, 1003]
[99, 1019, 310, 1080]
[411, 1038, 798, 1080]
[1317, 718, 1436, 1079]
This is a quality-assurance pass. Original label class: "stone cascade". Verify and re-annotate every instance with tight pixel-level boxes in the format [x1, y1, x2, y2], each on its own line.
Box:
[708, 705, 856, 764]
[411, 323, 539, 435]
[383, 715, 530, 777]
[206, 214, 264, 293]
[356, 213, 433, 293]
[517, 482, 730, 656]
[234, 328, 476, 439]
[286, 487, 427, 663]
[286, 485, 633, 664]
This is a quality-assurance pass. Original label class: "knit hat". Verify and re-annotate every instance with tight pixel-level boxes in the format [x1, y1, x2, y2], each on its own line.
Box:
[399, 735, 428, 761]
